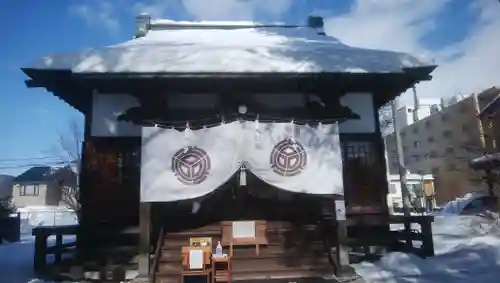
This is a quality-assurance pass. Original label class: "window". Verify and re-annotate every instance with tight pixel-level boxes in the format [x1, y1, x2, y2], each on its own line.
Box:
[445, 147, 455, 155]
[441, 114, 449, 122]
[412, 154, 420, 162]
[19, 185, 39, 196]
[461, 124, 469, 133]
[459, 103, 467, 113]
[407, 108, 413, 113]
[430, 151, 438, 158]
[427, 136, 435, 143]
[443, 130, 453, 138]
[342, 141, 384, 210]
[430, 104, 439, 114]
[412, 127, 419, 134]
[425, 121, 432, 129]
[392, 162, 398, 170]
[389, 183, 397, 194]
[413, 141, 421, 149]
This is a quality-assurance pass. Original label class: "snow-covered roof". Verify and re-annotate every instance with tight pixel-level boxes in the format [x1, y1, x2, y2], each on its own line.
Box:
[28, 18, 432, 74]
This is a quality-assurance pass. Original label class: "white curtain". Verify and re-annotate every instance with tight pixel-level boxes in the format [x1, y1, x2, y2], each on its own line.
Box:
[140, 122, 243, 202]
[242, 121, 344, 195]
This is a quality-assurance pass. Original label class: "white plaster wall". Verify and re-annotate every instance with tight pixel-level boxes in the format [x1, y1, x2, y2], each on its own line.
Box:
[91, 93, 141, 137]
[339, 93, 376, 133]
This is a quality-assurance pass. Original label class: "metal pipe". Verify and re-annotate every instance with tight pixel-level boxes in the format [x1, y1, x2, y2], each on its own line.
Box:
[391, 98, 412, 242]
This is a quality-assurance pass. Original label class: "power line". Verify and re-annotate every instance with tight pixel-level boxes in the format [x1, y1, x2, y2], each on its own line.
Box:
[0, 156, 60, 163]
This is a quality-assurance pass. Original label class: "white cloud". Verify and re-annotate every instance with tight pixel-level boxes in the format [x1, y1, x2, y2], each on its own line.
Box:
[324, 0, 500, 104]
[69, 1, 120, 32]
[417, 0, 500, 102]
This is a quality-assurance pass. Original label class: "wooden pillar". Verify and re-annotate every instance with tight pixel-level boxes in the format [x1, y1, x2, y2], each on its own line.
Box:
[33, 233, 47, 273]
[55, 234, 63, 264]
[421, 217, 435, 257]
[138, 202, 151, 279]
[332, 199, 356, 277]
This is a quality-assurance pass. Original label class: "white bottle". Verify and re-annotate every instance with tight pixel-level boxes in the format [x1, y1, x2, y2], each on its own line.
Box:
[215, 241, 223, 256]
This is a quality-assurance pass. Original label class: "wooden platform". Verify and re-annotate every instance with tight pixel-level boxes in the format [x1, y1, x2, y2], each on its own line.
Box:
[153, 221, 336, 283]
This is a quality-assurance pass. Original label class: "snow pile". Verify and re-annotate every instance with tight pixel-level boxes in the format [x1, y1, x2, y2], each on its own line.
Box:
[354, 216, 500, 282]
[29, 20, 431, 74]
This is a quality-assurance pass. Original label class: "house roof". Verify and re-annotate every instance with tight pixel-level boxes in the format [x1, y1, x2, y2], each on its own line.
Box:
[14, 166, 55, 183]
[26, 18, 433, 74]
[13, 166, 76, 184]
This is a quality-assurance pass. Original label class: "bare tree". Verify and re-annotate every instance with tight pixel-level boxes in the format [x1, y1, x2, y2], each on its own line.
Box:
[0, 196, 15, 219]
[51, 118, 83, 221]
[379, 103, 393, 135]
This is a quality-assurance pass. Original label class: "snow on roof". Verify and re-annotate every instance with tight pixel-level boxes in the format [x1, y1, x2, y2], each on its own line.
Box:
[29, 19, 431, 74]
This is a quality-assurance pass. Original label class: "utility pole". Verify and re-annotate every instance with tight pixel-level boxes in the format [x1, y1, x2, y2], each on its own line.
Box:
[391, 97, 412, 241]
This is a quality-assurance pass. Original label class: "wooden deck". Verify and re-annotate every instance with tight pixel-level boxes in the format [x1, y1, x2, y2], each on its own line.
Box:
[153, 221, 337, 283]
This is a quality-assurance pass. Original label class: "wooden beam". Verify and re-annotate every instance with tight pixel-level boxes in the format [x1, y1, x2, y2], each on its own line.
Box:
[138, 202, 151, 279]
[333, 199, 357, 278]
[33, 234, 48, 273]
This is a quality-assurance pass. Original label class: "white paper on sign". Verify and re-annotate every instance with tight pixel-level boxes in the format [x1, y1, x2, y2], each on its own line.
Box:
[232, 221, 256, 238]
[335, 200, 346, 221]
[189, 249, 204, 269]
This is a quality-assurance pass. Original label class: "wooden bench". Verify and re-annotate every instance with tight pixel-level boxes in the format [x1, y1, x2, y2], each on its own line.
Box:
[221, 220, 268, 256]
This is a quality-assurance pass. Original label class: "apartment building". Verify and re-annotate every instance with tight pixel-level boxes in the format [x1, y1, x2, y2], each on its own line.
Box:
[386, 87, 500, 205]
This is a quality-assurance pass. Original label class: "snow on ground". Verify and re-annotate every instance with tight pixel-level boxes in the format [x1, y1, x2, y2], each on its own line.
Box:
[0, 206, 77, 283]
[354, 215, 500, 283]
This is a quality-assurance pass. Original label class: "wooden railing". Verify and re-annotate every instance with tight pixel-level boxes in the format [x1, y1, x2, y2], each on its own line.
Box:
[150, 226, 165, 283]
[32, 225, 78, 273]
[346, 215, 435, 259]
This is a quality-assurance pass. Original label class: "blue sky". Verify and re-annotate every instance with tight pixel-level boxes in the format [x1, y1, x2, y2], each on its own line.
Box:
[0, 0, 499, 176]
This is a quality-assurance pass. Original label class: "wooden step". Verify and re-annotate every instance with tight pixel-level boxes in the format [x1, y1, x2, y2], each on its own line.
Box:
[154, 270, 335, 283]
[156, 255, 332, 275]
[154, 274, 181, 283]
[228, 269, 334, 281]
[162, 222, 320, 238]
[164, 224, 221, 237]
[161, 231, 323, 246]
[154, 264, 334, 283]
[230, 257, 332, 272]
[157, 262, 182, 275]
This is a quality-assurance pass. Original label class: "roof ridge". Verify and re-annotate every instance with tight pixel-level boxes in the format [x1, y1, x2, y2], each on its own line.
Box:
[135, 15, 325, 38]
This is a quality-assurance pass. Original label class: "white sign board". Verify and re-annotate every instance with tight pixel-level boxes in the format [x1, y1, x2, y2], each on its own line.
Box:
[232, 221, 256, 238]
[335, 200, 346, 221]
[189, 249, 204, 269]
